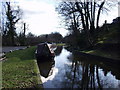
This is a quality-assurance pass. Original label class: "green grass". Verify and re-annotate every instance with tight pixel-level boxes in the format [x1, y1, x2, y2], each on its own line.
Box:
[82, 49, 119, 60]
[2, 46, 42, 88]
[97, 26, 119, 44]
[56, 43, 66, 46]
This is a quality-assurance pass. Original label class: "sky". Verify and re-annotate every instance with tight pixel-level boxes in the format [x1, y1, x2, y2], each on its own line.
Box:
[1, 0, 119, 37]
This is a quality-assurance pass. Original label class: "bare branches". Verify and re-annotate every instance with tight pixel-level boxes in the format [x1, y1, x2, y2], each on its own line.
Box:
[56, 0, 118, 46]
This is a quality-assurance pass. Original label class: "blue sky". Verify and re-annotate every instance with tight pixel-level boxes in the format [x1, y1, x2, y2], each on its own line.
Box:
[1, 0, 119, 37]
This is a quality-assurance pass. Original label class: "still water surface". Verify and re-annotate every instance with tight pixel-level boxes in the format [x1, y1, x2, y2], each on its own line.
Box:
[37, 47, 120, 89]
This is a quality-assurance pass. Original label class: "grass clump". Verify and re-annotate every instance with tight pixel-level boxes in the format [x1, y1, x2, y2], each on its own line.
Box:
[2, 46, 42, 88]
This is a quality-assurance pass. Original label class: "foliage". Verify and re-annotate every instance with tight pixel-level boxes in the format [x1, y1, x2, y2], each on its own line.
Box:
[48, 32, 63, 43]
[25, 32, 63, 46]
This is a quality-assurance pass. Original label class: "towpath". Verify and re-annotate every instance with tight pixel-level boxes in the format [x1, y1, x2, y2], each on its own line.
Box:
[0, 46, 27, 61]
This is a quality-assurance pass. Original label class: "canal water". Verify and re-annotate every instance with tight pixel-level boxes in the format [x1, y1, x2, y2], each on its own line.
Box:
[37, 46, 120, 89]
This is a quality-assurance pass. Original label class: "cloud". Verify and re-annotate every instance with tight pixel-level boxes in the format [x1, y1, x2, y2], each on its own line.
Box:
[12, 0, 67, 36]
[10, 0, 65, 36]
[23, 10, 46, 15]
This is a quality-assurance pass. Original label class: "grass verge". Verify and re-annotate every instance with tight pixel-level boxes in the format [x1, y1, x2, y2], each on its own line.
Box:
[56, 43, 66, 46]
[82, 49, 119, 60]
[2, 46, 43, 88]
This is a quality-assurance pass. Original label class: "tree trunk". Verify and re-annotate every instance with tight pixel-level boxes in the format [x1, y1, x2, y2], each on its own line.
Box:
[96, 1, 105, 29]
[75, 2, 92, 47]
[23, 23, 26, 45]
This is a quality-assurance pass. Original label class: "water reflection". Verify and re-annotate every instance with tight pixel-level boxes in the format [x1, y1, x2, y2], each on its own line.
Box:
[54, 46, 63, 56]
[37, 59, 55, 78]
[38, 47, 120, 89]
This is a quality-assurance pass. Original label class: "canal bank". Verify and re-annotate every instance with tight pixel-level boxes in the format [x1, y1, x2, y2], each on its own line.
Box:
[73, 50, 120, 68]
[2, 46, 43, 89]
[65, 45, 120, 68]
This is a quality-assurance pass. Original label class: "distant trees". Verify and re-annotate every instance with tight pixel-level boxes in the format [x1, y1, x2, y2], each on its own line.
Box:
[24, 32, 63, 46]
[25, 32, 38, 45]
[48, 32, 63, 43]
[18, 23, 27, 45]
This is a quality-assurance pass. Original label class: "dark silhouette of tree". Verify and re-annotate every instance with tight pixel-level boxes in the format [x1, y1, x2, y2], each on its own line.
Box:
[56, 0, 117, 47]
[48, 32, 63, 43]
[56, 2, 81, 46]
[18, 22, 27, 45]
[45, 34, 48, 42]
[26, 32, 36, 45]
[24, 32, 63, 46]
[2, 2, 22, 46]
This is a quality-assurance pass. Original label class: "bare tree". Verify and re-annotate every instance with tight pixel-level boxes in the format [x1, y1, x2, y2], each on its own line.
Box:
[56, 2, 81, 46]
[56, 0, 116, 47]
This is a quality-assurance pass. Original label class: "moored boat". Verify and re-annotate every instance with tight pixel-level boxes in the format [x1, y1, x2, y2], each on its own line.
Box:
[35, 43, 56, 61]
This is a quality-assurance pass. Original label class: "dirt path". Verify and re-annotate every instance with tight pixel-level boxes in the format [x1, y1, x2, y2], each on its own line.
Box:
[2, 46, 27, 53]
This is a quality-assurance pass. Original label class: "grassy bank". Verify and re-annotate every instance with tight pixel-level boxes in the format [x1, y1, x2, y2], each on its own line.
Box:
[2, 46, 42, 88]
[56, 43, 66, 46]
[82, 49, 119, 60]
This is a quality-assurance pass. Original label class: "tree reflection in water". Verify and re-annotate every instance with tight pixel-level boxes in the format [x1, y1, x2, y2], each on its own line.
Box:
[62, 49, 120, 89]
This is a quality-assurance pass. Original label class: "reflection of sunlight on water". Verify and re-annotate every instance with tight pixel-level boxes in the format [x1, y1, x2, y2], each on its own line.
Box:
[64, 62, 73, 66]
[55, 48, 72, 68]
[41, 67, 58, 83]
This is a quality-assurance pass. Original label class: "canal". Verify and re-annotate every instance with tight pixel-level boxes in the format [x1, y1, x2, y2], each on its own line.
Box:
[37, 46, 120, 89]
